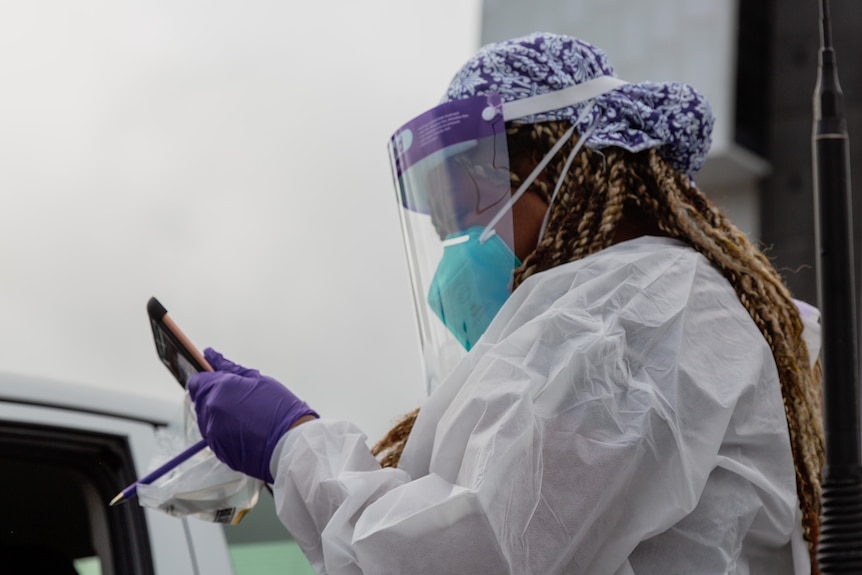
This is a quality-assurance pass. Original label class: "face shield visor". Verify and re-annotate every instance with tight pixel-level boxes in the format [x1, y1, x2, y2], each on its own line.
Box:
[390, 94, 515, 385]
[390, 78, 627, 393]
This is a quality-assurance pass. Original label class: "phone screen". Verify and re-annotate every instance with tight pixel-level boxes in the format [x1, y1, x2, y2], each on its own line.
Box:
[150, 319, 202, 387]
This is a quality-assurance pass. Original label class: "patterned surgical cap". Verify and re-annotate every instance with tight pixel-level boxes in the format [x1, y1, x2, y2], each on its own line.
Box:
[444, 32, 715, 177]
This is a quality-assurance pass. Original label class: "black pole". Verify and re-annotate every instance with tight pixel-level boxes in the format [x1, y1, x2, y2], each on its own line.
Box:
[813, 0, 862, 571]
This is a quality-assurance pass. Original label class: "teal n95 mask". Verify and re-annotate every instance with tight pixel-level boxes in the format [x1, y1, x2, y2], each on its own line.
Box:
[389, 77, 626, 393]
[427, 226, 522, 351]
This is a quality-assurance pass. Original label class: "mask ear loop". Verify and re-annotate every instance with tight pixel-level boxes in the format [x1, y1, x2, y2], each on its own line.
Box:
[478, 124, 577, 243]
[479, 102, 598, 244]
[537, 119, 598, 242]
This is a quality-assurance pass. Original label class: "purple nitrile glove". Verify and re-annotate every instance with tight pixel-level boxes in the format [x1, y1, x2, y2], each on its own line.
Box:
[187, 348, 318, 483]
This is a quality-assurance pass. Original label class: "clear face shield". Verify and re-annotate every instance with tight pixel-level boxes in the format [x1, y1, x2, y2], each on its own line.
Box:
[390, 94, 518, 391]
[390, 78, 627, 393]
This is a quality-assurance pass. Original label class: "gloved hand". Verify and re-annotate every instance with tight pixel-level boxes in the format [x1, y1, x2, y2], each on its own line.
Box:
[187, 348, 318, 483]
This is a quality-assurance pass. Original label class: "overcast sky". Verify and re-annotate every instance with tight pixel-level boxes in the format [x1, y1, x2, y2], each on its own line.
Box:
[0, 1, 481, 442]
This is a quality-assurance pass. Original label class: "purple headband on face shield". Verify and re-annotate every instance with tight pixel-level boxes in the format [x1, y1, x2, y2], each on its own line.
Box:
[444, 32, 715, 178]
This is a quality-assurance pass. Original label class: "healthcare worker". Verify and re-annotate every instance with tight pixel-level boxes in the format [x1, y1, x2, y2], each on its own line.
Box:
[188, 33, 825, 574]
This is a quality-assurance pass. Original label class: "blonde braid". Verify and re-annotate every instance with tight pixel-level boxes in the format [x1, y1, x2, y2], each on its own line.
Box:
[640, 151, 824, 571]
[371, 408, 419, 468]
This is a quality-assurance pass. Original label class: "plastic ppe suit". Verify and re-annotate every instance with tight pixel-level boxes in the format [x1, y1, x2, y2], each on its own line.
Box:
[271, 236, 813, 574]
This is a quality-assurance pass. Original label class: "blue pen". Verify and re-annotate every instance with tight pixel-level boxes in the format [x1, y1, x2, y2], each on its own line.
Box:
[110, 438, 208, 506]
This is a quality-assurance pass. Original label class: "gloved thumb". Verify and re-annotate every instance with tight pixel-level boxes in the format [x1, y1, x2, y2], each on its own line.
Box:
[204, 347, 261, 377]
[186, 369, 219, 402]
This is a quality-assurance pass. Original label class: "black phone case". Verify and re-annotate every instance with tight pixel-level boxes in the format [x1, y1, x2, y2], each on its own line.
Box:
[147, 297, 207, 387]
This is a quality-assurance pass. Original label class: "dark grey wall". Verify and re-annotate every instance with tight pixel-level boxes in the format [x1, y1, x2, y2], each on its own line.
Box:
[760, 0, 862, 305]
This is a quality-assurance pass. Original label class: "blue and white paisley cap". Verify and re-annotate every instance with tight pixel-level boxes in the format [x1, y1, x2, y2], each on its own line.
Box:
[444, 32, 715, 178]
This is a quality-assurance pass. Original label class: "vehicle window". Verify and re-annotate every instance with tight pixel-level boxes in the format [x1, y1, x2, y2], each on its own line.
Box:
[0, 421, 154, 575]
[223, 487, 315, 574]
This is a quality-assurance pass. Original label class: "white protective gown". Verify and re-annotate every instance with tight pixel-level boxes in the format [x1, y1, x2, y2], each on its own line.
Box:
[271, 236, 815, 575]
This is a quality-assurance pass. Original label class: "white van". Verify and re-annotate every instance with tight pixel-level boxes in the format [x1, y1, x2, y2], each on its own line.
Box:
[0, 372, 315, 574]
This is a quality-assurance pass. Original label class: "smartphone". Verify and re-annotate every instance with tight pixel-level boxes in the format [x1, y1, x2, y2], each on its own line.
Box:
[147, 297, 212, 387]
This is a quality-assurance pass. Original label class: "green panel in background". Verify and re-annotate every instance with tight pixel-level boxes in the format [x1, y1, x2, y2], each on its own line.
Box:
[74, 557, 101, 575]
[229, 541, 316, 575]
[224, 487, 316, 574]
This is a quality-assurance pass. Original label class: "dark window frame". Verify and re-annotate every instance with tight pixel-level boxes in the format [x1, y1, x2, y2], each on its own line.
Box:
[0, 420, 155, 575]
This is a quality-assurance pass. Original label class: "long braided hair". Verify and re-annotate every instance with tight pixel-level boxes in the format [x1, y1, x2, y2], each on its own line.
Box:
[373, 120, 825, 571]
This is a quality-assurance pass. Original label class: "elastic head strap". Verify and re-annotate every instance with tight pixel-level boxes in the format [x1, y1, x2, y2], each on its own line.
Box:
[537, 119, 598, 242]
[501, 76, 627, 122]
[479, 102, 597, 244]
